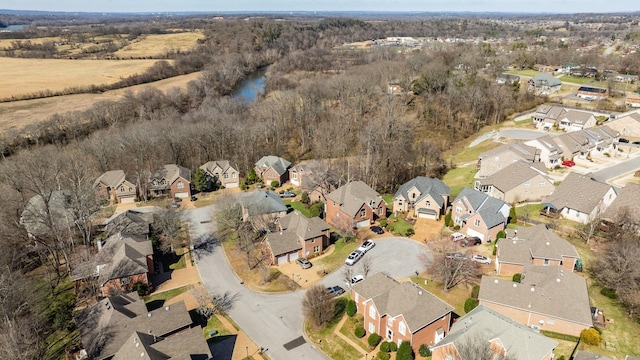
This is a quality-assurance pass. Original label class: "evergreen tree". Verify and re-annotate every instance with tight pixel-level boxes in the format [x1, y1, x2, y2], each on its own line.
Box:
[193, 168, 207, 192]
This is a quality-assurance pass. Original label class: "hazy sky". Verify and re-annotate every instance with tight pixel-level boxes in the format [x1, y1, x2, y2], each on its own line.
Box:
[2, 0, 639, 13]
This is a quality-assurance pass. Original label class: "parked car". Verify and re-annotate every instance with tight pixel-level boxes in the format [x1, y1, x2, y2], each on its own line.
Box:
[171, 202, 180, 208]
[471, 254, 492, 264]
[326, 286, 346, 297]
[346, 274, 364, 288]
[461, 237, 481, 247]
[345, 250, 364, 266]
[358, 239, 376, 253]
[370, 225, 384, 235]
[445, 252, 467, 261]
[562, 160, 575, 167]
[296, 257, 312, 269]
[619, 138, 630, 143]
[633, 141, 640, 145]
[190, 195, 197, 202]
[257, 183, 265, 188]
[451, 232, 465, 242]
[280, 191, 296, 198]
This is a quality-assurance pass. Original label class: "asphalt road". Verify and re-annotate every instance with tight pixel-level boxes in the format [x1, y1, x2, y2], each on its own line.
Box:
[188, 205, 429, 360]
[499, 129, 546, 140]
[591, 153, 640, 183]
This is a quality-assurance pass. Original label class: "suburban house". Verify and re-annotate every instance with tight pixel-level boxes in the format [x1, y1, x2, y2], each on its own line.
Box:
[496, 224, 579, 276]
[607, 111, 640, 137]
[325, 180, 387, 229]
[476, 141, 540, 179]
[613, 74, 639, 83]
[525, 135, 564, 168]
[264, 211, 330, 264]
[531, 105, 567, 130]
[74, 292, 211, 360]
[149, 164, 192, 199]
[533, 64, 555, 73]
[527, 73, 561, 95]
[557, 110, 597, 131]
[431, 305, 557, 360]
[451, 188, 511, 243]
[288, 160, 341, 202]
[577, 86, 609, 101]
[102, 209, 154, 238]
[541, 172, 617, 224]
[254, 155, 291, 186]
[602, 183, 640, 233]
[478, 265, 593, 336]
[496, 73, 520, 85]
[351, 273, 454, 352]
[474, 160, 554, 203]
[554, 131, 593, 159]
[393, 176, 450, 220]
[20, 190, 74, 240]
[238, 189, 288, 223]
[200, 160, 240, 189]
[94, 170, 137, 204]
[583, 126, 620, 153]
[625, 93, 640, 108]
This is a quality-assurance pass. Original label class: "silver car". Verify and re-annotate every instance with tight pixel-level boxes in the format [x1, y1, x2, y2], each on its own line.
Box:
[345, 250, 363, 266]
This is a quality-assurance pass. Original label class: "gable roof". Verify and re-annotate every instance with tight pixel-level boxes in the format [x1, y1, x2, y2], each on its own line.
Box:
[534, 105, 567, 120]
[531, 73, 561, 87]
[560, 110, 595, 125]
[394, 176, 450, 208]
[326, 180, 383, 217]
[112, 327, 211, 360]
[20, 190, 74, 239]
[104, 209, 154, 237]
[267, 211, 329, 256]
[477, 161, 551, 194]
[150, 164, 191, 189]
[94, 170, 127, 189]
[529, 135, 562, 154]
[95, 233, 153, 286]
[255, 155, 291, 176]
[479, 141, 540, 162]
[431, 305, 557, 360]
[543, 172, 613, 214]
[500, 224, 579, 265]
[200, 160, 239, 176]
[239, 190, 287, 217]
[351, 273, 454, 332]
[574, 351, 614, 360]
[479, 265, 593, 328]
[603, 183, 640, 221]
[453, 188, 510, 228]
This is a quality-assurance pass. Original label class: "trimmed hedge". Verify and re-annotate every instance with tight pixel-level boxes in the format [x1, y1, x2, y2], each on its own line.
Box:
[355, 327, 366, 338]
[419, 344, 431, 357]
[600, 288, 618, 299]
[464, 297, 479, 313]
[580, 328, 602, 346]
[368, 333, 382, 347]
[512, 273, 521, 283]
[346, 300, 357, 317]
[471, 285, 480, 299]
[376, 351, 390, 360]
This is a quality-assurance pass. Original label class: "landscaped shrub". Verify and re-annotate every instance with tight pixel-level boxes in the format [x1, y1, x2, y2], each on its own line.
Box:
[445, 210, 452, 227]
[496, 230, 506, 240]
[580, 327, 602, 346]
[376, 351, 391, 360]
[453, 225, 460, 230]
[380, 341, 391, 352]
[509, 205, 517, 224]
[309, 202, 324, 218]
[512, 273, 522, 283]
[418, 344, 431, 357]
[556, 356, 566, 360]
[354, 327, 366, 338]
[270, 180, 279, 189]
[492, 246, 497, 255]
[301, 191, 310, 204]
[240, 182, 247, 190]
[346, 300, 357, 317]
[396, 341, 414, 360]
[133, 281, 151, 296]
[471, 285, 480, 299]
[379, 218, 387, 227]
[388, 342, 397, 352]
[405, 228, 415, 236]
[600, 288, 618, 299]
[464, 297, 479, 313]
[368, 333, 382, 348]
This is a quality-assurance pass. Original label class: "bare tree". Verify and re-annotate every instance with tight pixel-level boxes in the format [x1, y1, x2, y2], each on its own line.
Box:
[360, 255, 373, 278]
[194, 286, 240, 319]
[423, 243, 478, 291]
[302, 284, 335, 327]
[214, 194, 243, 239]
[342, 266, 354, 286]
[153, 208, 186, 254]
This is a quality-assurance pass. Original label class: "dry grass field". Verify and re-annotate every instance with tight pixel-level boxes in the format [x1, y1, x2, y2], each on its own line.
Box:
[0, 36, 61, 48]
[114, 31, 204, 58]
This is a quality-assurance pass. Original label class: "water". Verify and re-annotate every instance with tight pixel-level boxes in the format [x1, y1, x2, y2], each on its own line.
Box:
[232, 67, 267, 102]
[4, 25, 24, 31]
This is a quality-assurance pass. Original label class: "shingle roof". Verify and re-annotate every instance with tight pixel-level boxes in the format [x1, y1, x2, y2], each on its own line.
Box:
[95, 233, 153, 286]
[500, 224, 579, 265]
[150, 164, 191, 190]
[255, 155, 292, 176]
[267, 211, 329, 256]
[479, 265, 593, 328]
[561, 110, 594, 125]
[104, 209, 153, 237]
[531, 73, 561, 87]
[431, 305, 557, 360]
[574, 351, 614, 360]
[604, 183, 640, 221]
[20, 190, 74, 239]
[94, 170, 126, 188]
[394, 176, 450, 208]
[454, 188, 510, 228]
[351, 273, 454, 332]
[326, 181, 383, 217]
[543, 172, 613, 214]
[240, 190, 287, 217]
[477, 161, 551, 193]
[200, 160, 238, 176]
[479, 141, 540, 162]
[535, 105, 567, 120]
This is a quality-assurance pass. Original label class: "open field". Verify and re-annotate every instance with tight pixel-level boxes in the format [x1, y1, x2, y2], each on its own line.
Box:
[0, 36, 62, 48]
[115, 31, 204, 58]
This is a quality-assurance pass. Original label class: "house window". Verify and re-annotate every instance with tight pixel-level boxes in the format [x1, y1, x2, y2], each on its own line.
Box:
[120, 277, 130, 285]
[524, 181, 530, 189]
[398, 321, 406, 336]
[412, 193, 416, 199]
[360, 209, 366, 218]
[232, 173, 237, 179]
[269, 172, 276, 177]
[224, 173, 229, 179]
[387, 318, 393, 326]
[292, 173, 298, 180]
[368, 322, 375, 334]
[425, 201, 431, 208]
[369, 306, 376, 319]
[544, 259, 550, 266]
[314, 246, 319, 253]
[161, 179, 166, 185]
[120, 186, 125, 192]
[398, 202, 403, 207]
[153, 180, 158, 186]
[129, 187, 132, 192]
[311, 238, 315, 243]
[539, 181, 545, 187]
[177, 181, 184, 189]
[456, 206, 462, 214]
[474, 219, 480, 227]
[379, 207, 384, 215]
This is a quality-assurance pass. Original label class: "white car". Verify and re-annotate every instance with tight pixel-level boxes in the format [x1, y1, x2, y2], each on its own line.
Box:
[346, 274, 364, 288]
[345, 250, 363, 266]
[357, 239, 376, 253]
[471, 254, 492, 264]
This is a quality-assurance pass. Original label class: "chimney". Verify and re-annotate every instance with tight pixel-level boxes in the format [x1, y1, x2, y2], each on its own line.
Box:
[97, 238, 103, 250]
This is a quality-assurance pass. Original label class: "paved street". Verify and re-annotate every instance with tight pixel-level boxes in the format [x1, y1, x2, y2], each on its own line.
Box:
[499, 128, 546, 140]
[591, 154, 640, 183]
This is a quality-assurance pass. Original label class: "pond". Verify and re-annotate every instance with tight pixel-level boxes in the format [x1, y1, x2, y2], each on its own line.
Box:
[232, 67, 267, 102]
[4, 25, 24, 31]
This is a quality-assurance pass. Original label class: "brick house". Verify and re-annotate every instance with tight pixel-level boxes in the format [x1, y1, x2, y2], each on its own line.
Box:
[474, 160, 555, 203]
[393, 177, 450, 220]
[325, 180, 386, 230]
[476, 141, 540, 179]
[288, 160, 341, 202]
[200, 160, 240, 188]
[451, 187, 511, 243]
[254, 155, 291, 186]
[577, 86, 608, 101]
[351, 273, 454, 353]
[239, 190, 288, 224]
[149, 164, 192, 199]
[496, 224, 579, 276]
[93, 170, 137, 204]
[264, 211, 330, 264]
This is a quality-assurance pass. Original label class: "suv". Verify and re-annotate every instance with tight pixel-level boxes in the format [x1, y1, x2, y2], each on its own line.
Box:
[370, 225, 384, 235]
[461, 237, 481, 247]
[296, 257, 312, 269]
[345, 250, 363, 266]
[326, 286, 345, 297]
[346, 275, 364, 288]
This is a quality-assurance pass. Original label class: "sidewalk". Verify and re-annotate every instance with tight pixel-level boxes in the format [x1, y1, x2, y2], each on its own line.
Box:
[215, 314, 267, 360]
[332, 315, 376, 360]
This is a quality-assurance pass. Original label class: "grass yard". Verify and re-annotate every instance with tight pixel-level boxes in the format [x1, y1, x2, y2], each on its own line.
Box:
[450, 139, 501, 164]
[559, 75, 594, 85]
[305, 299, 363, 360]
[203, 315, 233, 339]
[382, 194, 394, 211]
[442, 167, 477, 199]
[387, 215, 413, 237]
[314, 238, 360, 273]
[505, 69, 540, 77]
[143, 284, 193, 304]
[339, 315, 369, 352]
[410, 276, 474, 316]
[114, 31, 204, 58]
[283, 200, 312, 217]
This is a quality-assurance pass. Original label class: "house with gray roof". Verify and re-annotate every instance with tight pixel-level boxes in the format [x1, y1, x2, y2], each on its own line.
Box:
[606, 110, 640, 137]
[431, 305, 557, 360]
[149, 164, 191, 199]
[254, 155, 292, 186]
[602, 182, 640, 233]
[393, 176, 450, 220]
[451, 188, 511, 243]
[527, 73, 562, 95]
[288, 160, 341, 202]
[20, 190, 74, 240]
[525, 135, 565, 168]
[583, 125, 620, 153]
[103, 209, 154, 237]
[74, 292, 210, 360]
[542, 172, 616, 224]
[351, 273, 454, 353]
[325, 180, 386, 230]
[558, 110, 597, 131]
[496, 224, 579, 276]
[479, 265, 593, 336]
[554, 131, 592, 159]
[474, 160, 554, 203]
[574, 351, 614, 360]
[200, 160, 240, 189]
[531, 105, 568, 130]
[265, 211, 330, 265]
[239, 190, 288, 224]
[477, 141, 540, 179]
[94, 170, 137, 204]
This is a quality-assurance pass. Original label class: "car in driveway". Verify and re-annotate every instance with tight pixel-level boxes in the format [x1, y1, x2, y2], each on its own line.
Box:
[633, 141, 640, 145]
[562, 160, 575, 167]
[358, 239, 376, 253]
[619, 138, 630, 143]
[461, 237, 481, 247]
[326, 286, 345, 297]
[190, 195, 197, 201]
[345, 250, 364, 266]
[346, 274, 364, 288]
[296, 257, 312, 269]
[445, 252, 467, 261]
[370, 225, 384, 234]
[471, 254, 492, 264]
[279, 191, 296, 198]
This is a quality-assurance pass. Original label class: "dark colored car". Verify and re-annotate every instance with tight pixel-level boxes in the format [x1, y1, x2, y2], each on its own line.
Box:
[633, 141, 640, 145]
[461, 237, 482, 247]
[296, 257, 312, 269]
[190, 195, 197, 201]
[370, 225, 384, 235]
[326, 286, 346, 297]
[619, 138, 630, 143]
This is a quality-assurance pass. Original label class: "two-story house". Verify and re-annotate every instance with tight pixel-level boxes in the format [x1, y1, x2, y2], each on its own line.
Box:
[393, 177, 450, 220]
[325, 181, 386, 230]
[149, 164, 192, 199]
[288, 160, 341, 202]
[200, 160, 240, 189]
[265, 211, 330, 264]
[254, 155, 292, 186]
[94, 170, 137, 204]
[451, 187, 511, 243]
[557, 110, 597, 131]
[351, 273, 454, 353]
[239, 190, 288, 225]
[531, 105, 567, 130]
[477, 141, 540, 179]
[474, 161, 555, 203]
[525, 135, 565, 168]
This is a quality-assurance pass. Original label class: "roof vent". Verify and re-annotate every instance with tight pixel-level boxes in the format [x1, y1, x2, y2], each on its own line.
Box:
[494, 279, 499, 284]
[418, 290, 423, 295]
[165, 306, 170, 311]
[513, 283, 517, 288]
[531, 287, 535, 292]
[546, 241, 550, 246]
[147, 312, 152, 317]
[556, 278, 561, 283]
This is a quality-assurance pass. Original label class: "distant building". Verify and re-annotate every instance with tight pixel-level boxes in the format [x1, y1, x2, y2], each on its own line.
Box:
[577, 86, 608, 101]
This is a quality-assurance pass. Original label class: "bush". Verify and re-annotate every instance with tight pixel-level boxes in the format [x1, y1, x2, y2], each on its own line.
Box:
[301, 191, 310, 204]
[133, 281, 151, 296]
[418, 344, 431, 357]
[509, 205, 517, 224]
[309, 202, 324, 218]
[354, 327, 366, 338]
[405, 228, 415, 236]
[380, 341, 391, 352]
[464, 298, 479, 313]
[396, 341, 414, 360]
[492, 246, 497, 255]
[453, 225, 460, 230]
[389, 342, 397, 352]
[270, 180, 279, 188]
[496, 230, 506, 240]
[557, 356, 566, 360]
[512, 273, 522, 283]
[368, 333, 382, 348]
[471, 285, 480, 299]
[600, 288, 618, 299]
[376, 351, 391, 360]
[444, 210, 452, 227]
[346, 300, 357, 317]
[379, 218, 387, 227]
[240, 182, 247, 190]
[580, 328, 602, 346]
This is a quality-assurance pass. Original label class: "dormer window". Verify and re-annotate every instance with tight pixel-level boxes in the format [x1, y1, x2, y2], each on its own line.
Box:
[177, 181, 184, 189]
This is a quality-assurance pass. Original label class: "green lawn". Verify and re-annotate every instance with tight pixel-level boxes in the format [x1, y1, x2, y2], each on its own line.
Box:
[283, 200, 312, 217]
[305, 299, 363, 360]
[339, 315, 368, 352]
[559, 75, 594, 85]
[314, 238, 360, 274]
[382, 194, 394, 212]
[203, 315, 232, 339]
[143, 284, 193, 303]
[451, 141, 501, 164]
[443, 167, 477, 199]
[388, 215, 413, 237]
[505, 69, 540, 77]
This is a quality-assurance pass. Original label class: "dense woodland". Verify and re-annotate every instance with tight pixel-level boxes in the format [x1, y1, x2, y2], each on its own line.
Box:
[0, 13, 638, 358]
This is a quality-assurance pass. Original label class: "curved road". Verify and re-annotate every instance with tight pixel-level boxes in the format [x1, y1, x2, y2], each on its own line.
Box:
[187, 204, 429, 360]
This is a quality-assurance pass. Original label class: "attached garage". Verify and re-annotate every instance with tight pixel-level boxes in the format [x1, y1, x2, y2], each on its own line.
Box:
[288, 251, 299, 261]
[226, 181, 240, 188]
[174, 192, 189, 198]
[355, 219, 370, 228]
[466, 228, 485, 241]
[276, 254, 288, 265]
[417, 208, 438, 220]
[119, 197, 136, 204]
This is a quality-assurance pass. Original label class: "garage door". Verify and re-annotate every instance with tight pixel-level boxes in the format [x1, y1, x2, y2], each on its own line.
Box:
[355, 219, 370, 228]
[226, 182, 240, 188]
[174, 192, 189, 198]
[277, 255, 288, 265]
[120, 197, 135, 203]
[288, 252, 299, 261]
[466, 228, 485, 241]
[417, 208, 438, 220]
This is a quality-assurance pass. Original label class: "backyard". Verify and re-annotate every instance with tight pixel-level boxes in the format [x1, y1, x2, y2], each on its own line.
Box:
[442, 166, 477, 198]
